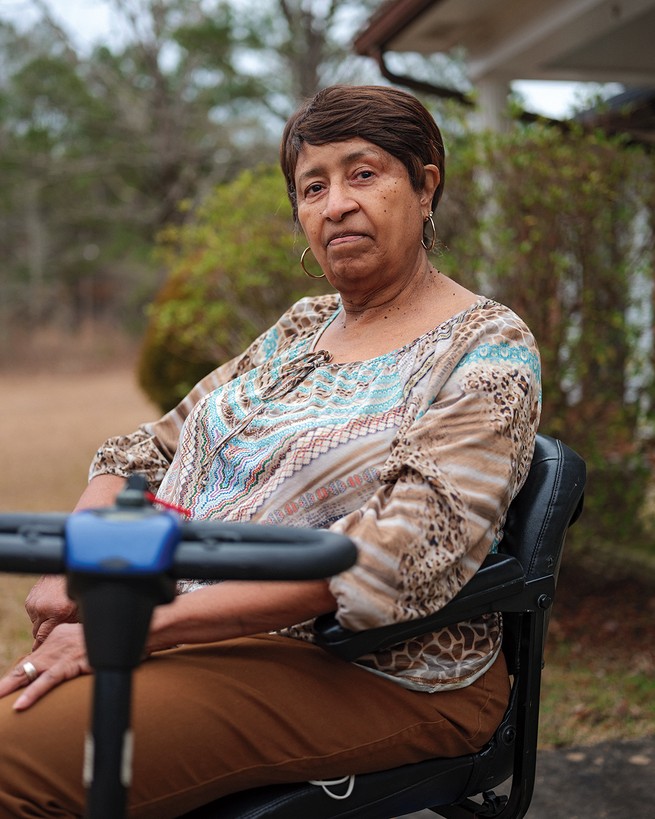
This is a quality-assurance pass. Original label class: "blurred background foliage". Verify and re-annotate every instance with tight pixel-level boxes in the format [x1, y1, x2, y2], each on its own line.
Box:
[2, 0, 655, 570]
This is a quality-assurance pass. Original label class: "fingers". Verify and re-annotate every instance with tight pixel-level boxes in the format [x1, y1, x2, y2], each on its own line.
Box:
[28, 607, 79, 639]
[0, 623, 90, 712]
[0, 659, 36, 699]
[25, 575, 78, 641]
[32, 613, 78, 644]
[12, 658, 92, 712]
[32, 618, 60, 649]
[30, 607, 79, 645]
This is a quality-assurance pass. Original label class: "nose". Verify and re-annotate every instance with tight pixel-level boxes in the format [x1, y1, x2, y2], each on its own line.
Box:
[323, 183, 358, 222]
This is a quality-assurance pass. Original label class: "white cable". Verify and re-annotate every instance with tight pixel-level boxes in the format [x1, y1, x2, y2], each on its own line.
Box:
[308, 775, 356, 800]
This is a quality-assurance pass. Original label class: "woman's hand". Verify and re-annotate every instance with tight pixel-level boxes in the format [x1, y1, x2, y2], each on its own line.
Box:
[25, 575, 79, 648]
[0, 623, 91, 711]
[24, 474, 127, 649]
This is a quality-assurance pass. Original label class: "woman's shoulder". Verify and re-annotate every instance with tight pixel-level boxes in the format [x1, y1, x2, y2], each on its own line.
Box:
[246, 294, 341, 363]
[263, 294, 339, 347]
[278, 293, 341, 333]
[451, 299, 541, 378]
[460, 299, 537, 346]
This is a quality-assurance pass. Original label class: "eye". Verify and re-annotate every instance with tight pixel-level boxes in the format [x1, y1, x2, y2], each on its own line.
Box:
[356, 169, 375, 180]
[303, 182, 324, 199]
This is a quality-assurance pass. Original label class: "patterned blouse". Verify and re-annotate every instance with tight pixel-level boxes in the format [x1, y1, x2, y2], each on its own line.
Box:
[90, 294, 541, 692]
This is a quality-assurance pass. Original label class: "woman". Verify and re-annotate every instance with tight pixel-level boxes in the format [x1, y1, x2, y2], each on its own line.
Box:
[0, 85, 540, 818]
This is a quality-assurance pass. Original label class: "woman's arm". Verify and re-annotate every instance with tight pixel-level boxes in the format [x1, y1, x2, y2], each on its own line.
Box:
[23, 298, 337, 650]
[147, 579, 336, 652]
[4, 578, 337, 711]
[329, 321, 541, 632]
[25, 474, 128, 646]
[24, 313, 288, 644]
[74, 473, 127, 510]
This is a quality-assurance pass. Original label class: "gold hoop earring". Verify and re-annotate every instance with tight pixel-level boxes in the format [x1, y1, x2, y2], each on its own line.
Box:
[421, 211, 436, 252]
[300, 247, 326, 279]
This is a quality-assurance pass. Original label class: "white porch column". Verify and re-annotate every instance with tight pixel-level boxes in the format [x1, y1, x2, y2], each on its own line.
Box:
[475, 77, 511, 132]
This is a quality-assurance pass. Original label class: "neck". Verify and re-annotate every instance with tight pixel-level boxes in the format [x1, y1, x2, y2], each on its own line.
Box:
[338, 262, 441, 327]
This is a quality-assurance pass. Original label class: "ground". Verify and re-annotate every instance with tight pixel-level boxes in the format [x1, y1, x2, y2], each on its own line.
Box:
[540, 560, 654, 748]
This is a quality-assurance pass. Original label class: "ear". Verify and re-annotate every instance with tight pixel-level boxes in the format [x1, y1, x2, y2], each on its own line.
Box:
[420, 164, 440, 212]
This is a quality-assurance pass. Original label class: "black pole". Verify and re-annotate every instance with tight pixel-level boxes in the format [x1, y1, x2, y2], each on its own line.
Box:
[68, 578, 174, 819]
[84, 671, 134, 819]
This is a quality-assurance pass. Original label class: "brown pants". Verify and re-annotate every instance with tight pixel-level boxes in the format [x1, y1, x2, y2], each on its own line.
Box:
[0, 635, 509, 818]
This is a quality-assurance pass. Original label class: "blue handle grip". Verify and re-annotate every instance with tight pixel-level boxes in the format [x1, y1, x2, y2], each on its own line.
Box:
[65, 509, 181, 575]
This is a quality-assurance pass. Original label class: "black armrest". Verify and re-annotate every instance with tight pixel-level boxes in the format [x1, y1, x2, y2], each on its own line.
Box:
[314, 553, 526, 661]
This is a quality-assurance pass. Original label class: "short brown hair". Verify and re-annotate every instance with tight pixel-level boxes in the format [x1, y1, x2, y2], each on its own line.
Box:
[280, 85, 445, 221]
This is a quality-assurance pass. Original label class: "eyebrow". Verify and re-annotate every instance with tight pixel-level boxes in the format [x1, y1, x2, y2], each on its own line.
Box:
[297, 148, 383, 185]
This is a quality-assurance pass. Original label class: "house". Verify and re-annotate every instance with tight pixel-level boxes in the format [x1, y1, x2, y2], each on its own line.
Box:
[354, 0, 655, 130]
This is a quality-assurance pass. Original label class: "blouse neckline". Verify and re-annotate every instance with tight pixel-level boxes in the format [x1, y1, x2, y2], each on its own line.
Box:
[306, 296, 492, 367]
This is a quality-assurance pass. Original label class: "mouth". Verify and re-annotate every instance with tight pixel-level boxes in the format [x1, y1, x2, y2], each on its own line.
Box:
[326, 232, 368, 247]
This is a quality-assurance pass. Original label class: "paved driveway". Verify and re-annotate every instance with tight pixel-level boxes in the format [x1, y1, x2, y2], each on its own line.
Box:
[401, 736, 654, 818]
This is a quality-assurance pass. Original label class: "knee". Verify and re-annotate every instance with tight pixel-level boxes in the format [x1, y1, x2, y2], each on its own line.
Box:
[0, 697, 85, 817]
[0, 701, 37, 815]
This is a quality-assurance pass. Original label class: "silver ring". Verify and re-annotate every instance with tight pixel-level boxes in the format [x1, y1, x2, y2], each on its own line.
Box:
[22, 661, 39, 683]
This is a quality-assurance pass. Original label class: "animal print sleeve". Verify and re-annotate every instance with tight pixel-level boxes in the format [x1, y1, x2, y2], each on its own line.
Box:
[328, 311, 541, 631]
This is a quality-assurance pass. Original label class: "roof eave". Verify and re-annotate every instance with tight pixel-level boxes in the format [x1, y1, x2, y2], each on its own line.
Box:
[354, 0, 440, 56]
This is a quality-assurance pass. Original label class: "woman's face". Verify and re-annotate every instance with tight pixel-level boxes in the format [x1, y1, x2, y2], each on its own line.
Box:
[294, 138, 439, 298]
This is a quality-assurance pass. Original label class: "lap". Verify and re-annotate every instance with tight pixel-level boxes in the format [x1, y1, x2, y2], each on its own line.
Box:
[0, 635, 509, 819]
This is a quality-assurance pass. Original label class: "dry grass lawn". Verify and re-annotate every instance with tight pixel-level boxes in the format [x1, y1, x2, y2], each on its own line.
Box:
[0, 368, 157, 514]
[0, 366, 157, 667]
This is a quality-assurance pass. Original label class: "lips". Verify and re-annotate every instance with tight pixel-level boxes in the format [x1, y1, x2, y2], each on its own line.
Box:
[326, 231, 368, 247]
